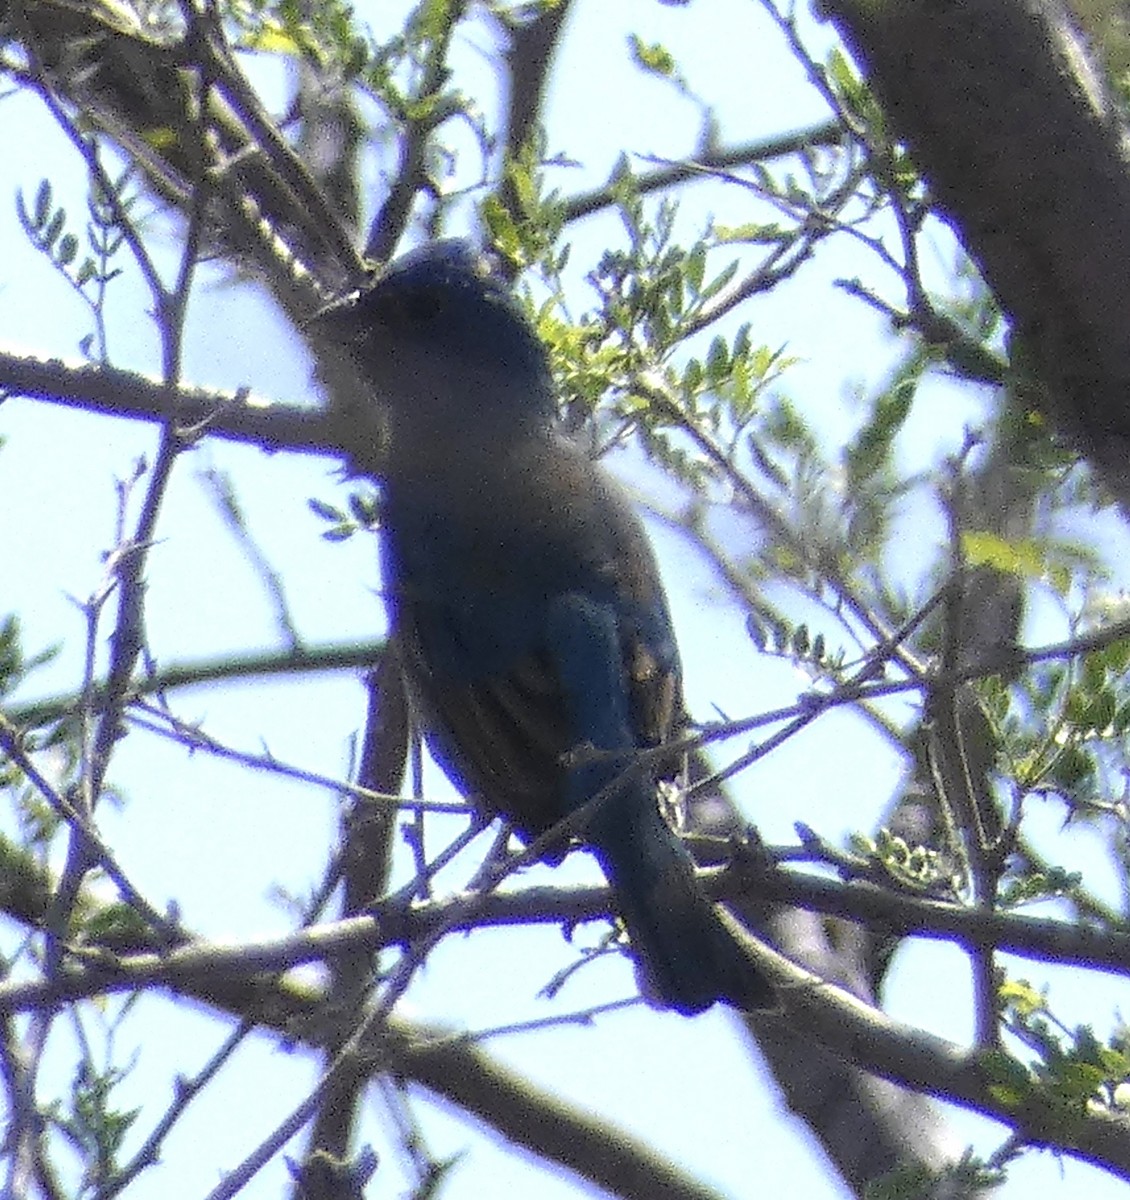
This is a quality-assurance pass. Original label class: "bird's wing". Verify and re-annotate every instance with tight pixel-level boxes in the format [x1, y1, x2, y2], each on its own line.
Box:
[386, 440, 683, 843]
[395, 621, 577, 842]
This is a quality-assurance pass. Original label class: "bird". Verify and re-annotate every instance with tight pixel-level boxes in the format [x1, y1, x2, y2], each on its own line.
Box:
[311, 239, 774, 1015]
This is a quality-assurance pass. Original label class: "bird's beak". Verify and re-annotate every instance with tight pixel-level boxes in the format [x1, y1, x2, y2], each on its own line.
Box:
[305, 289, 368, 342]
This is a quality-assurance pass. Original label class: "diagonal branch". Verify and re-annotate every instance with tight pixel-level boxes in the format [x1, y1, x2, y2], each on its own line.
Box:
[823, 0, 1130, 511]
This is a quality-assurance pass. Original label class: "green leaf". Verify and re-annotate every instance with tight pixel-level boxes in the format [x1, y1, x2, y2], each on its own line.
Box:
[999, 979, 1046, 1017]
[713, 221, 783, 244]
[242, 16, 321, 59]
[684, 244, 705, 294]
[56, 232, 78, 266]
[733, 323, 752, 359]
[628, 34, 677, 79]
[1084, 687, 1116, 732]
[34, 178, 51, 228]
[981, 1049, 1034, 1109]
[705, 335, 728, 381]
[42, 208, 65, 250]
[347, 490, 380, 527]
[846, 377, 915, 486]
[140, 125, 180, 153]
[481, 194, 523, 264]
[1048, 744, 1093, 791]
[1113, 698, 1130, 734]
[246, 20, 304, 54]
[308, 498, 345, 522]
[826, 47, 857, 97]
[681, 357, 703, 393]
[698, 259, 738, 302]
[961, 531, 1048, 581]
[75, 258, 97, 288]
[1052, 1060, 1106, 1104]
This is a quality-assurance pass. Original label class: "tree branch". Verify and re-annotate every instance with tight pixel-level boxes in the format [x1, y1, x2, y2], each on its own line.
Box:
[823, 0, 1130, 510]
[0, 351, 342, 455]
[2, 857, 1127, 1013]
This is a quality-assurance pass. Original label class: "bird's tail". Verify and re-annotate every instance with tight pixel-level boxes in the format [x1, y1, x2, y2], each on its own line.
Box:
[587, 790, 776, 1016]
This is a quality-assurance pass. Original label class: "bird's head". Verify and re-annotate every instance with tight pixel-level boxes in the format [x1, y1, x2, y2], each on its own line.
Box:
[311, 240, 556, 447]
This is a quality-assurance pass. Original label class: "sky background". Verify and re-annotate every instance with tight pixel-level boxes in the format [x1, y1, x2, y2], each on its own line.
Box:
[1, 1, 1127, 1197]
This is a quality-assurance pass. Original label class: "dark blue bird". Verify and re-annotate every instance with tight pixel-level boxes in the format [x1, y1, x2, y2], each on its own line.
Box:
[313, 240, 773, 1014]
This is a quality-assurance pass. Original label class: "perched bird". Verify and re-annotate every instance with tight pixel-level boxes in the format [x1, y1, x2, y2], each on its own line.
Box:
[312, 240, 773, 1014]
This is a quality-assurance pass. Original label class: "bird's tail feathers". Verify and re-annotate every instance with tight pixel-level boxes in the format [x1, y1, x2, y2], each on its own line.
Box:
[590, 799, 775, 1016]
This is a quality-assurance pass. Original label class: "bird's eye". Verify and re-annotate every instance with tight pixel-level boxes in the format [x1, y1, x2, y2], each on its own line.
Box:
[398, 287, 445, 322]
